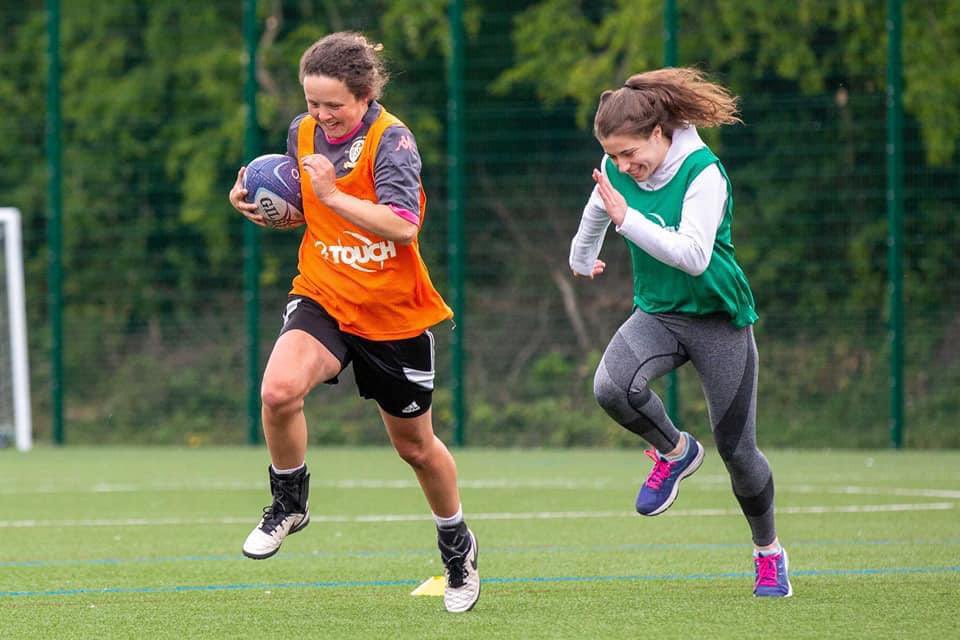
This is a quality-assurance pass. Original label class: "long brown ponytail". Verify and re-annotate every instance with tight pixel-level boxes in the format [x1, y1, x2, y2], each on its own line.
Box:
[593, 67, 741, 140]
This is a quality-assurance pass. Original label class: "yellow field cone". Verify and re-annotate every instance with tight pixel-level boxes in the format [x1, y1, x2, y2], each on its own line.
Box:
[410, 576, 445, 596]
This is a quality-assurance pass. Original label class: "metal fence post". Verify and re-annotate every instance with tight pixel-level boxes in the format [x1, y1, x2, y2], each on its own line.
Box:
[46, 0, 64, 445]
[448, 0, 467, 446]
[663, 0, 681, 426]
[243, 0, 261, 445]
[886, 0, 904, 448]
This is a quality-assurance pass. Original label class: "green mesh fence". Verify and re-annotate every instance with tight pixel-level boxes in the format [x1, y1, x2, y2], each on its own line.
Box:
[1, 2, 956, 448]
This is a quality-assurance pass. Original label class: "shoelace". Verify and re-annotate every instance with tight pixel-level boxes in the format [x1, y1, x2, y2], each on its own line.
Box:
[755, 554, 780, 587]
[259, 499, 290, 533]
[643, 449, 674, 490]
[445, 554, 468, 588]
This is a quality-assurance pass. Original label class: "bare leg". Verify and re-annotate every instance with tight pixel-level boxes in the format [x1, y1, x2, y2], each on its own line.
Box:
[380, 408, 461, 517]
[383, 407, 481, 612]
[260, 329, 341, 469]
[242, 330, 338, 559]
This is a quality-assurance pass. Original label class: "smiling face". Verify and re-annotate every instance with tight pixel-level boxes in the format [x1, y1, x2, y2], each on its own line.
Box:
[599, 126, 671, 182]
[303, 74, 370, 140]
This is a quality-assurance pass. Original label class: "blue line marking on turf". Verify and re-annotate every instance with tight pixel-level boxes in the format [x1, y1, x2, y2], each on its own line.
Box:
[3, 537, 959, 570]
[2, 565, 958, 598]
[0, 578, 417, 598]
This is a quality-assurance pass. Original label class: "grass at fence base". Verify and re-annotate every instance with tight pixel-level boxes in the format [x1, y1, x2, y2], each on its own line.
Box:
[34, 321, 960, 449]
[1, 447, 958, 639]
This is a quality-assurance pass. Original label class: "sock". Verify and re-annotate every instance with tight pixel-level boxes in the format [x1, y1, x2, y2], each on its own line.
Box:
[436, 507, 469, 557]
[272, 462, 306, 475]
[755, 542, 783, 557]
[664, 433, 689, 461]
[433, 506, 464, 529]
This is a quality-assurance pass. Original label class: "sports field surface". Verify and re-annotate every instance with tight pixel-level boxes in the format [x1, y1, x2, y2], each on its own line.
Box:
[1, 446, 958, 638]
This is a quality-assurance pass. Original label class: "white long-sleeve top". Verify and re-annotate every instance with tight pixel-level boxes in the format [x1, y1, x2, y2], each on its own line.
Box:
[569, 125, 728, 278]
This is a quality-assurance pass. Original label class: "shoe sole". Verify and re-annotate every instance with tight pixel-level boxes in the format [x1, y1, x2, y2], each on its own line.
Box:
[446, 530, 480, 613]
[241, 514, 310, 560]
[640, 441, 704, 517]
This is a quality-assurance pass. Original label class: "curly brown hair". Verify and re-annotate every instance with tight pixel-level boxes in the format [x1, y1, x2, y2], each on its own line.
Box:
[594, 67, 741, 140]
[299, 31, 388, 101]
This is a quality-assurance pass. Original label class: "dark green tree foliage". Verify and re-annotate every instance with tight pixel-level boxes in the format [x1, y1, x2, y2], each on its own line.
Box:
[492, 0, 959, 328]
[0, 6, 48, 322]
[0, 1, 956, 446]
[0, 1, 466, 441]
[481, 0, 959, 446]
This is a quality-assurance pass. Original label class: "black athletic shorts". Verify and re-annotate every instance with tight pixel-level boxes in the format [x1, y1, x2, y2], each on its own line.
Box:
[278, 295, 435, 418]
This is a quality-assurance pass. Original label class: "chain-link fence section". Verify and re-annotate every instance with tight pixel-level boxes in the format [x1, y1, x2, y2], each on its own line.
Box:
[2, 2, 956, 448]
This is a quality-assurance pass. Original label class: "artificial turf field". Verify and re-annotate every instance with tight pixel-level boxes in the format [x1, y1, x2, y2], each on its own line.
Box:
[1, 446, 957, 639]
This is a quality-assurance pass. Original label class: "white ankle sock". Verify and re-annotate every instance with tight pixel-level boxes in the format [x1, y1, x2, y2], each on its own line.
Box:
[433, 506, 464, 529]
[756, 543, 783, 557]
[272, 462, 305, 475]
[664, 434, 689, 461]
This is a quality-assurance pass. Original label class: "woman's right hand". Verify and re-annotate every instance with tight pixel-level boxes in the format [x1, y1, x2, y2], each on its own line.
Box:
[572, 259, 606, 279]
[229, 166, 268, 226]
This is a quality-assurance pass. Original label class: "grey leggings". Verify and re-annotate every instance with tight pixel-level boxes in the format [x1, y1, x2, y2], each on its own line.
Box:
[594, 309, 776, 546]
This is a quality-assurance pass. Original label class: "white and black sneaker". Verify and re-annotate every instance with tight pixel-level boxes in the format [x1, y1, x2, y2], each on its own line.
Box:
[242, 465, 310, 560]
[438, 523, 480, 613]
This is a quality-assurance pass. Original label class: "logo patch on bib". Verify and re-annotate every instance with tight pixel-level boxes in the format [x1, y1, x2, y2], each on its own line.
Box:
[343, 136, 366, 169]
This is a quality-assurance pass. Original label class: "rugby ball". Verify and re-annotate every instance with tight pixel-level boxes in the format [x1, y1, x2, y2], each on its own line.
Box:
[242, 154, 305, 228]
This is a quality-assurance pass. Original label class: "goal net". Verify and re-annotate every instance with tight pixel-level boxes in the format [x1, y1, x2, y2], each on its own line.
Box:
[0, 208, 31, 451]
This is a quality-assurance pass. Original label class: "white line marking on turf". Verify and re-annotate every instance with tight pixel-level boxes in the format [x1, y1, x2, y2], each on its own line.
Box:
[4, 479, 959, 499]
[808, 485, 960, 500]
[0, 502, 952, 529]
[696, 482, 960, 500]
[0, 478, 617, 495]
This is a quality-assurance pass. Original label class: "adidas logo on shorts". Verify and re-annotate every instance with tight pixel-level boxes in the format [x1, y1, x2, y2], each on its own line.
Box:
[401, 401, 421, 414]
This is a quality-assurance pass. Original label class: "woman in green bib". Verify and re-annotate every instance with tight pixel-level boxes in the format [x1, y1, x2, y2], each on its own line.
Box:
[569, 67, 791, 597]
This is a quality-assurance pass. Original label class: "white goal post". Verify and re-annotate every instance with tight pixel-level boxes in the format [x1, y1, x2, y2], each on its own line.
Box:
[0, 208, 32, 451]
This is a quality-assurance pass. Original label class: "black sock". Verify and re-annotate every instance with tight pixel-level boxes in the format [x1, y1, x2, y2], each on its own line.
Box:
[437, 521, 470, 555]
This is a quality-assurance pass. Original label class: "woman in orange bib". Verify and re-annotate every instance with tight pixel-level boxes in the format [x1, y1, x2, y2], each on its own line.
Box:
[228, 32, 479, 613]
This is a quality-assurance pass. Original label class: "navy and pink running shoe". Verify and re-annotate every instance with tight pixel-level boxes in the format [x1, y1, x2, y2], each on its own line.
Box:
[754, 548, 794, 597]
[635, 432, 704, 516]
